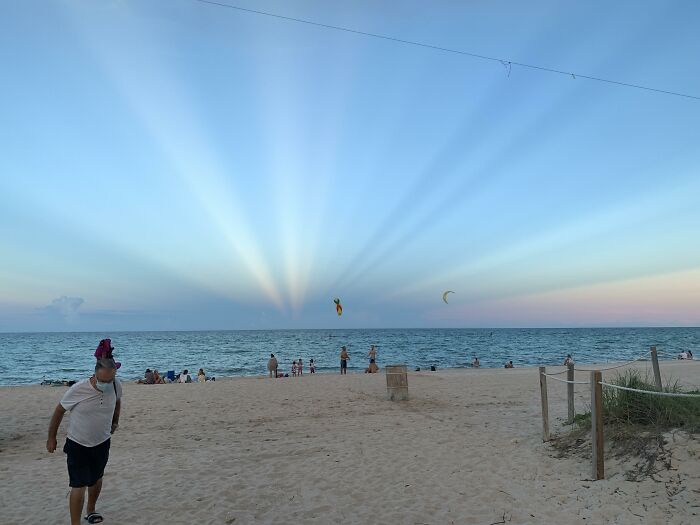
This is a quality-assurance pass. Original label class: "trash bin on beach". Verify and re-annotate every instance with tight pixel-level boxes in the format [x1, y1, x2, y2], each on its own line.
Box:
[385, 364, 408, 401]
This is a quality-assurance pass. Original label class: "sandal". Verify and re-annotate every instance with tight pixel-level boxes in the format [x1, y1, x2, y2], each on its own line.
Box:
[84, 513, 104, 524]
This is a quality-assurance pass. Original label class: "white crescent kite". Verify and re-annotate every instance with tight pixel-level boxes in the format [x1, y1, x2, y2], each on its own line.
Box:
[442, 290, 455, 304]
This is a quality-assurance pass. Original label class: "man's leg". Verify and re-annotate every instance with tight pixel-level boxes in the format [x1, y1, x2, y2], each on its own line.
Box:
[69, 487, 86, 525]
[86, 478, 103, 515]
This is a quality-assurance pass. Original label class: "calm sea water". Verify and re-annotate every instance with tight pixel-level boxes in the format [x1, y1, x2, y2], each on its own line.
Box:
[0, 328, 697, 385]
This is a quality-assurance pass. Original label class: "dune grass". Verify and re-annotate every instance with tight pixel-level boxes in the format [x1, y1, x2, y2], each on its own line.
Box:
[601, 369, 700, 432]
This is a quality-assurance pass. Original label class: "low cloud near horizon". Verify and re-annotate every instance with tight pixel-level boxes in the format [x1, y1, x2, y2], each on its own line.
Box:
[42, 296, 85, 324]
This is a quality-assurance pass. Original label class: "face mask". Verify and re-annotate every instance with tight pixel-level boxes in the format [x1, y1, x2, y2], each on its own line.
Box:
[95, 380, 111, 392]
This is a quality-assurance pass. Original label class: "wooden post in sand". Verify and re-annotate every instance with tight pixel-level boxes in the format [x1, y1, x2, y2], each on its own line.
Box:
[539, 366, 550, 442]
[650, 346, 662, 391]
[385, 365, 408, 401]
[567, 363, 575, 424]
[590, 370, 604, 480]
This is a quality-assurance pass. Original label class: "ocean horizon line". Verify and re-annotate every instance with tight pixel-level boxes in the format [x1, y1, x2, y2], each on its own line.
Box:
[2, 325, 699, 335]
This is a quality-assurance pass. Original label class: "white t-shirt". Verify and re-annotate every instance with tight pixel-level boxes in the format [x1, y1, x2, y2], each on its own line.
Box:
[60, 378, 122, 447]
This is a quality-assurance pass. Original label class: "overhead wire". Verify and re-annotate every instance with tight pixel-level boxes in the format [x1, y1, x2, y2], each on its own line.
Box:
[193, 0, 700, 101]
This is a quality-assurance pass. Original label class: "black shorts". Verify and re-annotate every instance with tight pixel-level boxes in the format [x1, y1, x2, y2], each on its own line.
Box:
[64, 438, 111, 488]
[340, 359, 347, 369]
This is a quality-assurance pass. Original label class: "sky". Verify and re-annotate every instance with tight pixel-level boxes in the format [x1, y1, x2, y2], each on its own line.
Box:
[1, 0, 699, 331]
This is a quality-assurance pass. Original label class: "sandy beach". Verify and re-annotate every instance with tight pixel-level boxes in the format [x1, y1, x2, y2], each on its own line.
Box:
[1, 361, 698, 525]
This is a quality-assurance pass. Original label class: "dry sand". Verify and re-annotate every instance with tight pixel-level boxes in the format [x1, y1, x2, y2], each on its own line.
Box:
[1, 361, 699, 524]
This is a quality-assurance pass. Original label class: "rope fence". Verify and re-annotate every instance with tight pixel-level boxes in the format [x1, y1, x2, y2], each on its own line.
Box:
[538, 345, 699, 481]
[573, 349, 652, 372]
[541, 348, 656, 374]
[598, 381, 700, 398]
[540, 373, 588, 385]
[542, 368, 569, 376]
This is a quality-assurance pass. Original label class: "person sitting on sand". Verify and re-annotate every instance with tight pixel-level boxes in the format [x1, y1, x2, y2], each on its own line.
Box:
[309, 358, 316, 374]
[365, 359, 379, 374]
[678, 351, 689, 360]
[292, 361, 298, 377]
[563, 354, 574, 366]
[472, 357, 480, 368]
[340, 346, 349, 375]
[179, 369, 192, 383]
[137, 369, 154, 384]
[297, 358, 303, 376]
[505, 361, 514, 369]
[268, 354, 278, 378]
[152, 369, 164, 384]
[689, 350, 694, 359]
[198, 368, 206, 382]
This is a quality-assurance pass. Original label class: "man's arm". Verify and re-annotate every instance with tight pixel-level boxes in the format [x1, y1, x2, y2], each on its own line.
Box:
[111, 399, 121, 434]
[47, 404, 66, 452]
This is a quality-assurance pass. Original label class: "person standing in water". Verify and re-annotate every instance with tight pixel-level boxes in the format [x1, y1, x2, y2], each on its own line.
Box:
[367, 345, 377, 365]
[340, 346, 350, 375]
[267, 354, 278, 378]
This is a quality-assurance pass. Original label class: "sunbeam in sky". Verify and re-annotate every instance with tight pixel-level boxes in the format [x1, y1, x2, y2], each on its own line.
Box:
[1, 0, 699, 331]
[62, 1, 287, 310]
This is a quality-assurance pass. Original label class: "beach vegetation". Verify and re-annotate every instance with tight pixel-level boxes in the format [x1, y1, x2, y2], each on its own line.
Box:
[552, 370, 700, 480]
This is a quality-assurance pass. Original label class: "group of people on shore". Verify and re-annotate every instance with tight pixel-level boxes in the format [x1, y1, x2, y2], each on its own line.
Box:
[136, 367, 212, 384]
[267, 345, 380, 377]
[266, 354, 316, 377]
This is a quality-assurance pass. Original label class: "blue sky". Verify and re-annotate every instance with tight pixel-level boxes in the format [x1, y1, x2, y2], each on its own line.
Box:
[1, 0, 699, 331]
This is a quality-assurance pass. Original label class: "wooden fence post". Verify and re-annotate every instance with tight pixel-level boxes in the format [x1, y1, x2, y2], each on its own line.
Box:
[567, 363, 575, 424]
[539, 366, 550, 442]
[650, 346, 662, 391]
[590, 370, 604, 480]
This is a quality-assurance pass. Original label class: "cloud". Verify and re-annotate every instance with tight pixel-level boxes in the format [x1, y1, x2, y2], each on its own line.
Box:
[43, 296, 85, 323]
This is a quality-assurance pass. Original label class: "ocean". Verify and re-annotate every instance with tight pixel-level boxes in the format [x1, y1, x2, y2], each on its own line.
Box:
[0, 327, 697, 385]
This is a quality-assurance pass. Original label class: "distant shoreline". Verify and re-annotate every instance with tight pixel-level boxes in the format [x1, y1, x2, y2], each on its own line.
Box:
[4, 357, 694, 388]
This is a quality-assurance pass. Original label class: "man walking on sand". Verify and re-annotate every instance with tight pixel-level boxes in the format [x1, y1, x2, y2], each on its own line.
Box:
[47, 358, 122, 525]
